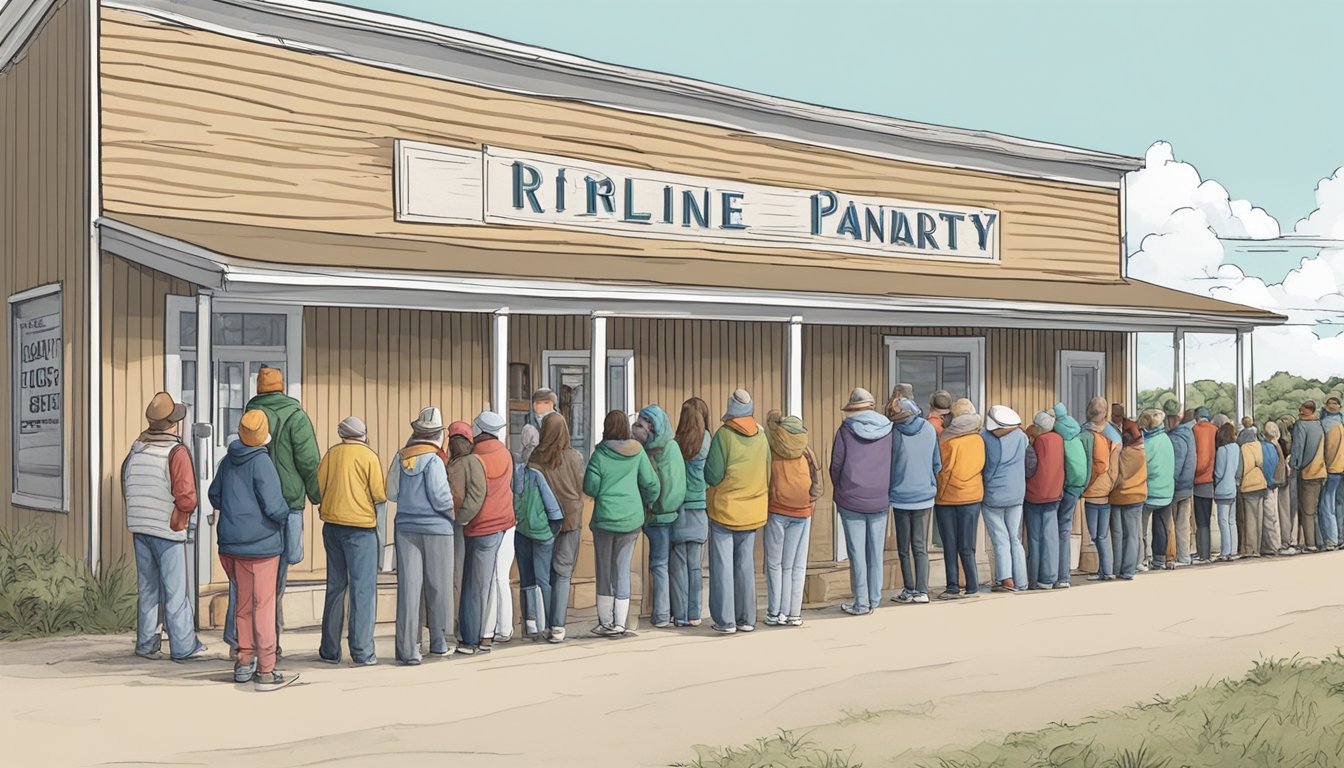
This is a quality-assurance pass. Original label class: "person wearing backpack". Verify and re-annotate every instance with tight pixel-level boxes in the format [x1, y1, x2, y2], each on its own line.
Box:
[527, 414, 585, 643]
[1080, 396, 1120, 581]
[633, 404, 688, 629]
[763, 410, 822, 626]
[511, 424, 562, 639]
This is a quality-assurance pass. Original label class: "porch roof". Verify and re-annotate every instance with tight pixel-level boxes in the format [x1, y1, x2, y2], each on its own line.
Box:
[100, 214, 1285, 333]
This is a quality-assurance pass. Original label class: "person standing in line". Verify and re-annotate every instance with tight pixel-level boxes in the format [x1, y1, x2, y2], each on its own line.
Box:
[670, 398, 713, 628]
[445, 421, 485, 641]
[1275, 415, 1298, 550]
[1190, 408, 1218, 564]
[485, 423, 519, 646]
[889, 397, 940, 603]
[830, 388, 895, 615]
[1213, 422, 1241, 561]
[456, 411, 515, 654]
[1080, 397, 1120, 581]
[1139, 410, 1175, 571]
[1053, 403, 1087, 589]
[528, 414, 585, 643]
[1291, 401, 1328, 553]
[584, 410, 661, 637]
[1261, 420, 1290, 555]
[511, 424, 562, 640]
[209, 410, 297, 691]
[763, 410, 822, 626]
[1167, 410, 1198, 567]
[316, 416, 386, 666]
[981, 406, 1029, 593]
[927, 390, 953, 435]
[1024, 410, 1064, 590]
[1236, 420, 1268, 559]
[530, 388, 559, 430]
[633, 404, 688, 629]
[1319, 397, 1344, 549]
[1109, 420, 1148, 580]
[387, 407, 455, 665]
[935, 399, 986, 599]
[123, 392, 207, 661]
[704, 389, 771, 633]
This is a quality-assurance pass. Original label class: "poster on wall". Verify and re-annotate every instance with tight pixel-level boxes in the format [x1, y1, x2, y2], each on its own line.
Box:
[11, 288, 64, 510]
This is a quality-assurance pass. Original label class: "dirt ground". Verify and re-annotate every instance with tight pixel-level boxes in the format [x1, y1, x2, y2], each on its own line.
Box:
[6, 551, 1343, 768]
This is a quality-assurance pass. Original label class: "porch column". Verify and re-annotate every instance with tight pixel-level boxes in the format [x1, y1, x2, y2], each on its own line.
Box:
[1126, 332, 1138, 416]
[590, 313, 608, 455]
[1235, 329, 1249, 420]
[491, 308, 509, 415]
[192, 292, 214, 600]
[787, 315, 803, 419]
[1173, 329, 1186, 410]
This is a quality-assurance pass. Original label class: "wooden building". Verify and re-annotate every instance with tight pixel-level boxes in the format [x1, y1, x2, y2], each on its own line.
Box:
[1, 0, 1283, 625]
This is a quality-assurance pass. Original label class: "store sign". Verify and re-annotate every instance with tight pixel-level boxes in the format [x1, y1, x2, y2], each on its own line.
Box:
[395, 141, 1000, 262]
[10, 286, 64, 510]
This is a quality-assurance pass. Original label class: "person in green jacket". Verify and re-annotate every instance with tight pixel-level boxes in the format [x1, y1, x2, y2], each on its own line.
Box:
[511, 425, 562, 639]
[1053, 403, 1087, 588]
[1140, 410, 1176, 571]
[584, 410, 661, 637]
[633, 404, 688, 628]
[224, 367, 321, 659]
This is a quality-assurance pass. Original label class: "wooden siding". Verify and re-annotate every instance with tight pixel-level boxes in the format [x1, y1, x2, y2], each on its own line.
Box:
[0, 0, 90, 559]
[100, 10, 1123, 285]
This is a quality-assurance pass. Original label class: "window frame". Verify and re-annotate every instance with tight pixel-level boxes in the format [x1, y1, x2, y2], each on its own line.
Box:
[540, 349, 635, 455]
[9, 282, 67, 512]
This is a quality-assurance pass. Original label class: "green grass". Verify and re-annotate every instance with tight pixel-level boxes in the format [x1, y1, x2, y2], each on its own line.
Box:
[680, 654, 1344, 768]
[0, 524, 136, 640]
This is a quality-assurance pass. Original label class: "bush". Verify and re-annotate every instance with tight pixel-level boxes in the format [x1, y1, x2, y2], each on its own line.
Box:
[0, 525, 136, 640]
[1139, 371, 1344, 425]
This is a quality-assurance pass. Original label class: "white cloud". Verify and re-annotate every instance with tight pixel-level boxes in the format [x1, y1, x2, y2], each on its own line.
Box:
[1295, 167, 1344, 239]
[1126, 142, 1280, 250]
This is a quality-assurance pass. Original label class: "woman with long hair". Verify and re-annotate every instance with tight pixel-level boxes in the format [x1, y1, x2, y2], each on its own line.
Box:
[1213, 421, 1241, 562]
[670, 397, 713, 626]
[528, 413, 586, 642]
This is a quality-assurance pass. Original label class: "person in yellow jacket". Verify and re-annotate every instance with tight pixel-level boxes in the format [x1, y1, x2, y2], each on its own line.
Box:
[704, 389, 770, 633]
[1291, 401, 1328, 552]
[1236, 423, 1268, 559]
[1109, 420, 1148, 580]
[935, 399, 985, 600]
[1320, 397, 1344, 549]
[315, 416, 387, 665]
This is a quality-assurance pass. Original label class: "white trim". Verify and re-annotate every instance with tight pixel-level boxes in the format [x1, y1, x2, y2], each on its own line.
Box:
[491, 308, 509, 416]
[1173, 329, 1187, 410]
[7, 282, 61, 304]
[1235, 329, 1247, 420]
[0, 0, 55, 72]
[787, 316, 803, 420]
[1126, 332, 1138, 416]
[88, 0, 104, 572]
[1119, 179, 1129, 279]
[884, 336, 986, 413]
[192, 292, 213, 590]
[1058, 350, 1107, 417]
[9, 283, 68, 513]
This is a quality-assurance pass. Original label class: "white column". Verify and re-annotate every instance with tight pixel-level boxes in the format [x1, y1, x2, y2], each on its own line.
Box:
[590, 314, 608, 455]
[1235, 329, 1248, 420]
[787, 316, 803, 419]
[1126, 332, 1138, 416]
[1173, 329, 1186, 411]
[1247, 330, 1256, 421]
[86, 0, 103, 574]
[491, 308, 509, 415]
[193, 293, 213, 592]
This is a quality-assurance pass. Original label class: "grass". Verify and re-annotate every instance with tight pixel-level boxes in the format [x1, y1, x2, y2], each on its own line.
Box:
[0, 524, 136, 640]
[680, 654, 1344, 768]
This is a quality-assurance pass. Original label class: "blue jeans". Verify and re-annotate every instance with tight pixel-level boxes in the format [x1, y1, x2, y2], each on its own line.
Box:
[893, 507, 931, 595]
[1216, 500, 1239, 557]
[224, 511, 294, 651]
[1114, 503, 1144, 578]
[708, 520, 758, 629]
[839, 507, 887, 612]
[1150, 504, 1171, 568]
[1057, 491, 1078, 585]
[548, 529, 580, 629]
[1023, 501, 1060, 588]
[1323, 475, 1343, 546]
[1084, 502, 1113, 577]
[983, 504, 1027, 588]
[763, 513, 811, 619]
[934, 503, 981, 594]
[319, 523, 378, 663]
[515, 532, 555, 633]
[133, 533, 201, 659]
[644, 523, 672, 626]
[669, 540, 704, 625]
[458, 531, 504, 648]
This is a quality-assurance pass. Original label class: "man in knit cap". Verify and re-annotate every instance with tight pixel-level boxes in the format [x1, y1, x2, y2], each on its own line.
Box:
[316, 416, 386, 665]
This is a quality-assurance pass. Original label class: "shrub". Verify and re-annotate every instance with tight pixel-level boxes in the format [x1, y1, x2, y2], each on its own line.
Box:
[0, 525, 136, 640]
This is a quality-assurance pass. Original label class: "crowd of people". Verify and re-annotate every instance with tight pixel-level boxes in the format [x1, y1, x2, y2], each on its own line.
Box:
[121, 367, 1344, 692]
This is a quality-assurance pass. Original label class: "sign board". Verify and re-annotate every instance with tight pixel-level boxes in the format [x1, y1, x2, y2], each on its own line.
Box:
[10, 286, 64, 510]
[395, 141, 1000, 263]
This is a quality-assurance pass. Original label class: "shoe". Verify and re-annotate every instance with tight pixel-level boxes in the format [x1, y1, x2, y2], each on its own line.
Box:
[454, 646, 477, 656]
[1172, 561, 1188, 568]
[736, 623, 756, 633]
[1307, 546, 1320, 553]
[1137, 563, 1150, 573]
[1118, 575, 1134, 581]
[524, 619, 538, 637]
[1166, 562, 1177, 570]
[712, 624, 737, 634]
[912, 593, 930, 603]
[356, 656, 378, 666]
[318, 654, 341, 665]
[840, 602, 870, 616]
[399, 657, 422, 666]
[687, 619, 702, 627]
[591, 624, 619, 637]
[763, 614, 783, 626]
[786, 615, 804, 626]
[171, 642, 208, 662]
[233, 659, 257, 683]
[936, 590, 961, 601]
[1282, 547, 1299, 555]
[548, 627, 566, 644]
[1030, 584, 1052, 591]
[892, 590, 916, 604]
[1086, 574, 1105, 581]
[1053, 582, 1071, 590]
[254, 671, 298, 692]
[493, 633, 513, 644]
[430, 646, 455, 657]
[1103, 575, 1118, 581]
[477, 639, 493, 654]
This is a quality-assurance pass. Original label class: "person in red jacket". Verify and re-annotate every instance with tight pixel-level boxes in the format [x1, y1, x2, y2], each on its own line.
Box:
[1024, 410, 1066, 590]
[1191, 407, 1218, 563]
[457, 410, 515, 655]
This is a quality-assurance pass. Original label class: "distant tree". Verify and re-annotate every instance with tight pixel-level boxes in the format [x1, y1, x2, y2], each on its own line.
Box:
[1138, 371, 1344, 425]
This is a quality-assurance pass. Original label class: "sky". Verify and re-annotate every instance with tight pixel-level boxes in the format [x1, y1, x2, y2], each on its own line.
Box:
[342, 0, 1344, 390]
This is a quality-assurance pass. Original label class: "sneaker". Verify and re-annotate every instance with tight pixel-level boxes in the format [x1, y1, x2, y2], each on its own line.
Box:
[1103, 575, 1118, 581]
[171, 642, 208, 662]
[356, 656, 378, 666]
[1137, 563, 1150, 573]
[786, 615, 804, 626]
[1030, 584, 1052, 591]
[477, 639, 493, 654]
[318, 654, 341, 665]
[712, 624, 737, 634]
[912, 593, 931, 603]
[763, 614, 784, 626]
[454, 646, 477, 656]
[651, 620, 671, 629]
[936, 590, 961, 601]
[1117, 575, 1134, 581]
[1282, 547, 1299, 556]
[399, 656, 422, 666]
[524, 619, 539, 637]
[1172, 561, 1189, 568]
[591, 624, 619, 637]
[254, 671, 298, 692]
[493, 633, 513, 644]
[430, 646, 455, 657]
[233, 659, 257, 684]
[1307, 546, 1320, 553]
[548, 627, 566, 644]
[892, 590, 916, 604]
[1053, 582, 1071, 589]
[1166, 562, 1177, 570]
[687, 619, 703, 627]
[1086, 574, 1105, 581]
[736, 623, 756, 633]
[840, 602, 870, 616]
[991, 583, 1013, 593]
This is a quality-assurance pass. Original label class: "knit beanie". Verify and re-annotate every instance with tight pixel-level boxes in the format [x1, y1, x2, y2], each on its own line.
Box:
[337, 416, 367, 440]
[724, 389, 754, 420]
[1033, 410, 1056, 433]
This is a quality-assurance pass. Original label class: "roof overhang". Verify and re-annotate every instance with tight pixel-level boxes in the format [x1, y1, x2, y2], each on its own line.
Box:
[0, 0, 57, 72]
[98, 216, 1285, 333]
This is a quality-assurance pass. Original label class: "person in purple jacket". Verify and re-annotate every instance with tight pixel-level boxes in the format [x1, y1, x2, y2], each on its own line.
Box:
[830, 388, 895, 616]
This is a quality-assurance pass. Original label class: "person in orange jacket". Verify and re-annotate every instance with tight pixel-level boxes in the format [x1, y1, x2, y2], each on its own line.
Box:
[935, 399, 985, 600]
[1191, 407, 1218, 563]
[763, 410, 822, 627]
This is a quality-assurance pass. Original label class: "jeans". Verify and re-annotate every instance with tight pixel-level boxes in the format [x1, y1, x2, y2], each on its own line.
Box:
[1109, 504, 1124, 571]
[515, 533, 555, 634]
[934, 503, 981, 594]
[1140, 506, 1153, 567]
[1174, 496, 1194, 564]
[549, 528, 580, 629]
[644, 523, 672, 626]
[1194, 496, 1214, 561]
[1023, 501, 1060, 588]
[1084, 502, 1113, 577]
[763, 513, 810, 619]
[983, 504, 1027, 587]
[669, 540, 704, 625]
[838, 507, 887, 611]
[458, 531, 503, 648]
[132, 533, 200, 659]
[224, 509, 295, 652]
[320, 523, 379, 664]
[893, 507, 931, 595]
[395, 531, 454, 662]
[1323, 475, 1343, 547]
[1150, 504, 1171, 568]
[1114, 503, 1143, 578]
[1057, 491, 1077, 585]
[1241, 490, 1265, 556]
[708, 520, 758, 629]
[1299, 477, 1323, 548]
[220, 554, 279, 674]
[1216, 500, 1238, 558]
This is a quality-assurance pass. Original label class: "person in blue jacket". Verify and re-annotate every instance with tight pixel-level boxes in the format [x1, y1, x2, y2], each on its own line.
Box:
[887, 397, 940, 604]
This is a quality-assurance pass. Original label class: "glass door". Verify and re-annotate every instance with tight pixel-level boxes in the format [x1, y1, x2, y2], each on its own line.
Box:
[541, 350, 634, 456]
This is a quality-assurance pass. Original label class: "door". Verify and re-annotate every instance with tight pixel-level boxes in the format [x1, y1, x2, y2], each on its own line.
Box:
[541, 350, 634, 457]
[1058, 350, 1106, 421]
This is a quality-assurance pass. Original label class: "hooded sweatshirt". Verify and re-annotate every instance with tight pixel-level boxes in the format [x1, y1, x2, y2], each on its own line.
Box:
[1053, 404, 1088, 498]
[982, 426, 1028, 508]
[1109, 437, 1148, 507]
[1080, 421, 1120, 501]
[387, 442, 455, 536]
[1141, 426, 1175, 508]
[513, 465, 561, 541]
[1292, 413, 1328, 480]
[829, 410, 895, 514]
[767, 413, 822, 518]
[1192, 419, 1218, 495]
[208, 441, 290, 558]
[1025, 430, 1065, 505]
[889, 413, 941, 510]
[682, 431, 712, 511]
[447, 448, 487, 528]
[1237, 429, 1267, 494]
[1323, 408, 1344, 474]
[468, 437, 515, 537]
[705, 418, 771, 531]
[1168, 420, 1197, 500]
[638, 405, 688, 525]
[244, 391, 321, 509]
[937, 413, 985, 505]
[584, 438, 661, 533]
[1214, 439, 1240, 501]
[1263, 423, 1286, 489]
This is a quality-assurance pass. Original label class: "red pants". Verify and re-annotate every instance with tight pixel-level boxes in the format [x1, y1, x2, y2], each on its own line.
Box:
[220, 554, 280, 674]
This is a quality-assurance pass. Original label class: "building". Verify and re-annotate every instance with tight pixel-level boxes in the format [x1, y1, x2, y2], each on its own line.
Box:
[1, 0, 1283, 624]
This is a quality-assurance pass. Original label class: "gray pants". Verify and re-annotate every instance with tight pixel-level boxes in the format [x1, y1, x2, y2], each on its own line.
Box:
[1174, 496, 1193, 564]
[1241, 490, 1266, 556]
[549, 528, 581, 630]
[1262, 487, 1283, 552]
[708, 520, 758, 630]
[395, 531, 454, 664]
[593, 529, 639, 599]
[1139, 506, 1153, 567]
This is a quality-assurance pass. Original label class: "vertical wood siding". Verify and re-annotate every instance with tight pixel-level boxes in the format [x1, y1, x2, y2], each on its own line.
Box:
[0, 0, 90, 560]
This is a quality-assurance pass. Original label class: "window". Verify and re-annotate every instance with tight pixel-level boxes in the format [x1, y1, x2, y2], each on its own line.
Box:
[10, 284, 65, 511]
[541, 350, 635, 456]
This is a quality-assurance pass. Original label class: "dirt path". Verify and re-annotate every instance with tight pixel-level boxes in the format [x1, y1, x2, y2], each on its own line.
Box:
[5, 552, 1342, 768]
